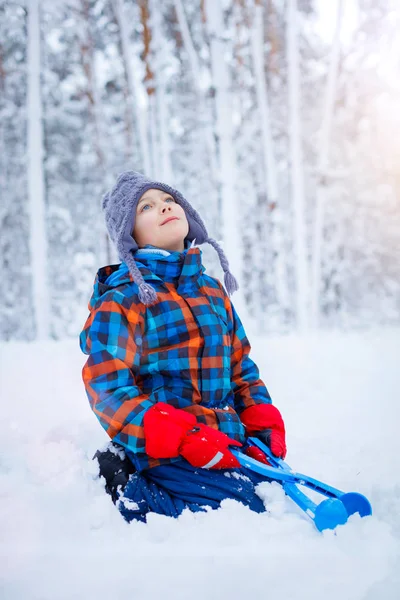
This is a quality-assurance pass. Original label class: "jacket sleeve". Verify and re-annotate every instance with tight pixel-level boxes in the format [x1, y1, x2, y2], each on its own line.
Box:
[221, 286, 273, 414]
[80, 293, 152, 456]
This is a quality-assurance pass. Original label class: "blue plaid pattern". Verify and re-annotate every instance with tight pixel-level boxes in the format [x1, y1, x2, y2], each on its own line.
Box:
[80, 247, 272, 471]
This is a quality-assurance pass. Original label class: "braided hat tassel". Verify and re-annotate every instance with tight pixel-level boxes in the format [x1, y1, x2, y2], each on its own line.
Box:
[206, 237, 239, 296]
[124, 252, 158, 305]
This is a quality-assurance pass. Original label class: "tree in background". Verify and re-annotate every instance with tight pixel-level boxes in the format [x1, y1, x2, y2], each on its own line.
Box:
[1, 0, 399, 340]
[0, 1, 35, 340]
[316, 0, 400, 325]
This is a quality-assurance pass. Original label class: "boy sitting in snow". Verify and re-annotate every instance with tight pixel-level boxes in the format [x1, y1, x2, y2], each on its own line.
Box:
[80, 171, 286, 522]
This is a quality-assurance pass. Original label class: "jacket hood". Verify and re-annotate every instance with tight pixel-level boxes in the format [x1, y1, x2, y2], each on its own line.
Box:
[87, 263, 131, 309]
[85, 246, 207, 310]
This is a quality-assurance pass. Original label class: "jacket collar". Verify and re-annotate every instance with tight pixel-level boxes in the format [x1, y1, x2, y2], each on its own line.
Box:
[133, 246, 205, 286]
[88, 246, 205, 308]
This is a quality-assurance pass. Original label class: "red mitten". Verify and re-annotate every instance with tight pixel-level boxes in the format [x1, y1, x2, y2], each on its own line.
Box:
[180, 424, 242, 469]
[144, 402, 196, 458]
[241, 404, 286, 459]
[144, 403, 242, 469]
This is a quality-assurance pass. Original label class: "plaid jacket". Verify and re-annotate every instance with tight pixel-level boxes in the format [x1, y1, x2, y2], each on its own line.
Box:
[80, 247, 272, 471]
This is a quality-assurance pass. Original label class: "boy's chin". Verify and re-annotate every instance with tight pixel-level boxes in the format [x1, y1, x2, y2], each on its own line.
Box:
[160, 234, 187, 252]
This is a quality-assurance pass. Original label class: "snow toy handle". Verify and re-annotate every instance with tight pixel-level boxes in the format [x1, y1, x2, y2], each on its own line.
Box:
[232, 438, 372, 532]
[234, 450, 348, 531]
[248, 437, 372, 520]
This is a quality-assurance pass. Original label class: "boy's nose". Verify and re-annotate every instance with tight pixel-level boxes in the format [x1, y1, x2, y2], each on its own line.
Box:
[161, 205, 171, 213]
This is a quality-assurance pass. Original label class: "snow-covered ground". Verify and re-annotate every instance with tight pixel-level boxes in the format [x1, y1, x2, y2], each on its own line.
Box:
[1, 328, 400, 600]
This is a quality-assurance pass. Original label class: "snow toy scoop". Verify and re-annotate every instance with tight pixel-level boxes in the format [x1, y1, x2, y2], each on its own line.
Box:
[233, 438, 372, 532]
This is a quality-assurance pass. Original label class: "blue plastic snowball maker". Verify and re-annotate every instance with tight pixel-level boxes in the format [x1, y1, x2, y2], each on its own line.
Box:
[233, 438, 372, 532]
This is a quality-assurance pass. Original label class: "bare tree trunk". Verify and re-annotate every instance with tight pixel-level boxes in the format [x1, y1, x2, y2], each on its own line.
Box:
[173, 0, 218, 182]
[204, 0, 245, 314]
[112, 0, 134, 163]
[78, 0, 111, 263]
[311, 0, 344, 328]
[112, 0, 151, 173]
[152, 0, 172, 181]
[0, 42, 5, 93]
[251, 0, 290, 318]
[287, 0, 309, 331]
[139, 0, 157, 178]
[79, 0, 105, 166]
[27, 0, 50, 339]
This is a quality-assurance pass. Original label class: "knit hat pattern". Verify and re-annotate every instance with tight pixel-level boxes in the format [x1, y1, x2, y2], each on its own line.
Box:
[102, 171, 238, 305]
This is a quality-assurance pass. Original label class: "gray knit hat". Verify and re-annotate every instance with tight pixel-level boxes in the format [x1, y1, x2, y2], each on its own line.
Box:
[102, 171, 238, 305]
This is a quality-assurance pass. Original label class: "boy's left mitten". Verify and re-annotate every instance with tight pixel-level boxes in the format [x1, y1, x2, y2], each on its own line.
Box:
[241, 403, 287, 459]
[144, 403, 241, 469]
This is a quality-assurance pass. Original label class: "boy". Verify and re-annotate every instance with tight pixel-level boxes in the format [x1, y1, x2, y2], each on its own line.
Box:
[80, 171, 286, 522]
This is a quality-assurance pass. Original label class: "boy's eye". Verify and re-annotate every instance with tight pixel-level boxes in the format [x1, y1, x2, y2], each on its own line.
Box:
[140, 197, 175, 212]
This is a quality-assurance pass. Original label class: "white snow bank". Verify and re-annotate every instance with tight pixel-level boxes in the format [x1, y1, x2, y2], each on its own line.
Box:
[0, 328, 399, 600]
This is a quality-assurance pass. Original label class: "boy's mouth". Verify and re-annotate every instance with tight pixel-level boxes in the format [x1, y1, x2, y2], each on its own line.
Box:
[160, 216, 179, 226]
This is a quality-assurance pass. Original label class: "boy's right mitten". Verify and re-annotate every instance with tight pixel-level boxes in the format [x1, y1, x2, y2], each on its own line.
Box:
[144, 402, 241, 469]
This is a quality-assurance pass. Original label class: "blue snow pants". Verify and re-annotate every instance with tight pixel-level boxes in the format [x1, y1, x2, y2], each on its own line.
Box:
[117, 459, 268, 523]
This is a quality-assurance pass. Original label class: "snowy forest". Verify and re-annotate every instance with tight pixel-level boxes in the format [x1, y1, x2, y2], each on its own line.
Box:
[2, 3, 400, 597]
[1, 0, 400, 341]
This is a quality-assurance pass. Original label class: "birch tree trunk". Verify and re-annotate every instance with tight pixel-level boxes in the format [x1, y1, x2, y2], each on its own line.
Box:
[139, 0, 157, 178]
[173, 0, 218, 182]
[310, 0, 344, 328]
[250, 0, 290, 317]
[152, 0, 172, 181]
[112, 0, 151, 173]
[79, 0, 105, 167]
[79, 0, 111, 263]
[156, 79, 172, 181]
[0, 38, 5, 204]
[27, 0, 50, 339]
[287, 0, 309, 331]
[204, 0, 244, 312]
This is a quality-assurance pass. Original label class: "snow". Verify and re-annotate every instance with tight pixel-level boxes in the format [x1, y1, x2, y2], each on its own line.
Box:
[1, 328, 400, 599]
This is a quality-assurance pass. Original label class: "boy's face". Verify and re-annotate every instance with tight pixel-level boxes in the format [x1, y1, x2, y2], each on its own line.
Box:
[133, 188, 189, 252]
